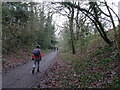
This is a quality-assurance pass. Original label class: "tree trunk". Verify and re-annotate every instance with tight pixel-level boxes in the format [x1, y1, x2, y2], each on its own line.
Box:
[76, 8, 80, 40]
[81, 10, 112, 46]
[92, 5, 112, 46]
[69, 7, 76, 54]
[68, 2, 112, 46]
[94, 17, 113, 46]
[105, 1, 120, 55]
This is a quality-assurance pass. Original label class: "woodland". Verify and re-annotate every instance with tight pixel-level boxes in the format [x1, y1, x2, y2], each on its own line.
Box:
[2, 1, 120, 88]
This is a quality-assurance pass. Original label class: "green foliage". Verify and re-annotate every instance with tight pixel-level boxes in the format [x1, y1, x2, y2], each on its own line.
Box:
[99, 56, 116, 64]
[93, 45, 117, 65]
[112, 76, 120, 88]
[61, 27, 72, 52]
[2, 2, 56, 54]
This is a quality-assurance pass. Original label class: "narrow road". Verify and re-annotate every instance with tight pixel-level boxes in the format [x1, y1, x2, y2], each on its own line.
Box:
[2, 51, 58, 88]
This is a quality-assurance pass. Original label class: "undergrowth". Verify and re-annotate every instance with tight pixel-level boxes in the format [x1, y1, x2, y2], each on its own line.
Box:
[59, 34, 119, 88]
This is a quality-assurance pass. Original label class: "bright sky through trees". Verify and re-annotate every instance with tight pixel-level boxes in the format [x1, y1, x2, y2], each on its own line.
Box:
[1, 0, 120, 36]
[51, 0, 120, 37]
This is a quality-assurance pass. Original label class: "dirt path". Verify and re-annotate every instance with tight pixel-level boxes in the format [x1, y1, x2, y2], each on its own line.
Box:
[2, 51, 58, 88]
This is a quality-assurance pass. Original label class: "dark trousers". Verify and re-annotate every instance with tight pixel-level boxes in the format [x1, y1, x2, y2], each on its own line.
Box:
[32, 58, 41, 69]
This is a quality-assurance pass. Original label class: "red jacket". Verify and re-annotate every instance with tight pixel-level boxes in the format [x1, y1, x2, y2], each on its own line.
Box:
[32, 48, 42, 60]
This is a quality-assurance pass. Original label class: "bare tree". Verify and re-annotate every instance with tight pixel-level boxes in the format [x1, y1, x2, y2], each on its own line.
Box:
[60, 2, 113, 46]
